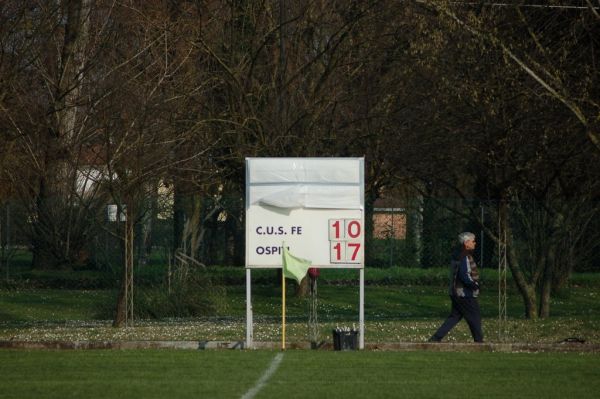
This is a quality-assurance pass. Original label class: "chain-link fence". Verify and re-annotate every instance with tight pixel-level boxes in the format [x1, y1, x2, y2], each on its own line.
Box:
[1, 196, 599, 277]
[374, 200, 600, 272]
[371, 202, 491, 269]
[1, 194, 599, 342]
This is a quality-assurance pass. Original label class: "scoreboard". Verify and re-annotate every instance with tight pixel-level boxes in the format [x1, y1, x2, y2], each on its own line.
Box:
[245, 158, 364, 269]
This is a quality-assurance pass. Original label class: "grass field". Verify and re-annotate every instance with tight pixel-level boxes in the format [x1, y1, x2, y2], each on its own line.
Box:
[1, 283, 599, 344]
[1, 266, 600, 344]
[1, 268, 599, 399]
[0, 350, 599, 399]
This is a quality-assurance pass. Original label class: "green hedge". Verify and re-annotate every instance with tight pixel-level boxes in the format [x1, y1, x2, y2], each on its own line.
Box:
[2, 265, 599, 289]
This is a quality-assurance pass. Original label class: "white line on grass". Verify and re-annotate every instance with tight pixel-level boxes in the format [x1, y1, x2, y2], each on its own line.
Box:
[240, 352, 284, 399]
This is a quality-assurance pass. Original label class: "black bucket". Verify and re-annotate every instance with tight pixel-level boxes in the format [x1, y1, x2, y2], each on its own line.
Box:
[332, 329, 358, 351]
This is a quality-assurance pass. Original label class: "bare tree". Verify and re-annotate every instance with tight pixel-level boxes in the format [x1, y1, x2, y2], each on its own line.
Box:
[428, 0, 600, 151]
[0, 1, 109, 269]
[383, 1, 600, 318]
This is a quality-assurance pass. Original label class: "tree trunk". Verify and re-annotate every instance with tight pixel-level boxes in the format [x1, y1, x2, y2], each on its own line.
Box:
[137, 183, 156, 267]
[112, 283, 127, 327]
[113, 203, 133, 327]
[189, 195, 203, 260]
[296, 275, 309, 297]
[113, 221, 127, 327]
[522, 285, 538, 319]
[32, 176, 64, 269]
[539, 237, 557, 318]
[539, 274, 552, 319]
[173, 185, 185, 253]
[505, 216, 538, 319]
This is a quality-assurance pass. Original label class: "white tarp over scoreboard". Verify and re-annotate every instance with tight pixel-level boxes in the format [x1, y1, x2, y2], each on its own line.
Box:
[245, 157, 365, 348]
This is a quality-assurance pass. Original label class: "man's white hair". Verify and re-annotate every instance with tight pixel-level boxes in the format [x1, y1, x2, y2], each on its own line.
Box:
[458, 232, 476, 244]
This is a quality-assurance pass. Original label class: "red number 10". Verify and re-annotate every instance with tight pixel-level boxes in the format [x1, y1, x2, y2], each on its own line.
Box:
[330, 219, 361, 239]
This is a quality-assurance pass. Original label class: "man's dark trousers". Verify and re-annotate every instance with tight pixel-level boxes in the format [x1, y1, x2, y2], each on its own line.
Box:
[431, 296, 483, 342]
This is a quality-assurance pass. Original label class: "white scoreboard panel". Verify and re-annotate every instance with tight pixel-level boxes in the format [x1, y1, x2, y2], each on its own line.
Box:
[245, 158, 364, 269]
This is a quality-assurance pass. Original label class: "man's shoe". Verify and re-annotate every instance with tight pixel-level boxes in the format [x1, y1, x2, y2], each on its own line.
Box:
[427, 336, 441, 343]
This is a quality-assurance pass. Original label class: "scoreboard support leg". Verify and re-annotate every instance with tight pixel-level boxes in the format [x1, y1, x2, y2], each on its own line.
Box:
[359, 268, 364, 349]
[246, 268, 253, 349]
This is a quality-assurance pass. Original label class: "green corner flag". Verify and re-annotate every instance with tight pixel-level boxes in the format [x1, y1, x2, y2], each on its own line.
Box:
[282, 243, 312, 284]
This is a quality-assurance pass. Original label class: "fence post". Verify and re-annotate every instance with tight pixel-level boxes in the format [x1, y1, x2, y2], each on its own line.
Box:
[498, 202, 508, 342]
[480, 204, 484, 269]
[1, 203, 10, 280]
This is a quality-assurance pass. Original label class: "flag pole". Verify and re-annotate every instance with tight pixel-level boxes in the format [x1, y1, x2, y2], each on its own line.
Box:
[282, 265, 286, 350]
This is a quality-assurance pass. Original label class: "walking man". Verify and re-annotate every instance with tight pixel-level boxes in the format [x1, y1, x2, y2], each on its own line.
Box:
[429, 232, 483, 342]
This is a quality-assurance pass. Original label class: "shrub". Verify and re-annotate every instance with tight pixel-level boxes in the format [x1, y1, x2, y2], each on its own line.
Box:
[133, 271, 228, 319]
